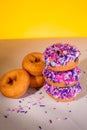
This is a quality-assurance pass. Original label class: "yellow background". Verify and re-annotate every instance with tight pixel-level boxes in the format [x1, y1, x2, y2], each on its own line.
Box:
[0, 0, 87, 39]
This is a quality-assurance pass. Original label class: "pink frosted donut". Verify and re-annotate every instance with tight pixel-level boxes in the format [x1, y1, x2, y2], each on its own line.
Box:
[43, 43, 81, 71]
[44, 82, 81, 102]
[43, 66, 81, 87]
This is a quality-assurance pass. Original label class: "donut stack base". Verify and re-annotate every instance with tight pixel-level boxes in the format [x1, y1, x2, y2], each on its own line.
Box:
[44, 82, 81, 102]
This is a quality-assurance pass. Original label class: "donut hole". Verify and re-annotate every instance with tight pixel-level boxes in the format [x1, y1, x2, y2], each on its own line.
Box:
[7, 76, 17, 85]
[35, 58, 40, 62]
[57, 50, 62, 55]
[30, 57, 40, 63]
[57, 50, 60, 55]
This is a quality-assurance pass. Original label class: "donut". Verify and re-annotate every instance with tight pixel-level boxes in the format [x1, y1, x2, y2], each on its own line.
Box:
[22, 52, 45, 76]
[43, 66, 81, 87]
[44, 82, 81, 102]
[0, 69, 30, 98]
[43, 43, 81, 71]
[30, 75, 44, 88]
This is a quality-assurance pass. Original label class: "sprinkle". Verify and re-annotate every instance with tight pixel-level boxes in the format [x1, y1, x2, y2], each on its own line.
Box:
[22, 98, 25, 101]
[49, 119, 53, 124]
[20, 110, 25, 113]
[12, 108, 17, 112]
[64, 117, 68, 120]
[32, 103, 37, 106]
[40, 105, 45, 107]
[19, 100, 22, 103]
[4, 115, 8, 118]
[40, 95, 45, 100]
[39, 126, 42, 129]
[69, 110, 72, 112]
[25, 111, 28, 114]
[19, 105, 22, 107]
[53, 107, 56, 110]
[39, 92, 42, 94]
[45, 111, 47, 113]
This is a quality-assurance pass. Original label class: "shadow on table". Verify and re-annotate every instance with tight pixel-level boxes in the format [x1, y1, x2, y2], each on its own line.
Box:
[20, 59, 87, 100]
[21, 87, 38, 98]
[76, 58, 87, 100]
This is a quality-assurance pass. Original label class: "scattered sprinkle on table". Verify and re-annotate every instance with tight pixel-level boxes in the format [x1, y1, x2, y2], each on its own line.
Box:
[39, 126, 42, 129]
[4, 115, 8, 118]
[64, 117, 68, 120]
[69, 110, 72, 112]
[49, 119, 53, 124]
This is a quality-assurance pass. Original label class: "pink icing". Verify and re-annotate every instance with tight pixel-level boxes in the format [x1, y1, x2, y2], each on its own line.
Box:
[43, 43, 81, 67]
[43, 66, 81, 85]
[44, 82, 81, 100]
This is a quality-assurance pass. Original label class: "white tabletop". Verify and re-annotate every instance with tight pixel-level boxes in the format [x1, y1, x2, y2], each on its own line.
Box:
[0, 38, 87, 130]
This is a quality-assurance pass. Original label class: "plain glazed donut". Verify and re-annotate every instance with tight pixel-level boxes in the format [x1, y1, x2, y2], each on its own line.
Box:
[0, 69, 30, 98]
[43, 66, 81, 87]
[44, 82, 81, 102]
[43, 43, 81, 71]
[30, 75, 44, 88]
[22, 52, 45, 76]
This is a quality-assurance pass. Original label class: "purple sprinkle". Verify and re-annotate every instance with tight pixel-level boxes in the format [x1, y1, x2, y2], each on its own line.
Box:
[22, 99, 25, 101]
[39, 92, 42, 94]
[19, 100, 22, 103]
[20, 111, 25, 113]
[40, 105, 45, 107]
[64, 117, 68, 120]
[45, 111, 47, 113]
[49, 119, 52, 124]
[17, 110, 20, 113]
[4, 115, 8, 118]
[53, 107, 56, 110]
[32, 103, 37, 106]
[69, 110, 72, 112]
[28, 107, 31, 110]
[39, 126, 42, 129]
[12, 109, 16, 112]
[19, 105, 22, 107]
[25, 111, 28, 114]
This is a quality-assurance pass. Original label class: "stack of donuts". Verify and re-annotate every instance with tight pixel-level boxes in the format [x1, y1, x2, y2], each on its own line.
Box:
[43, 43, 82, 102]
